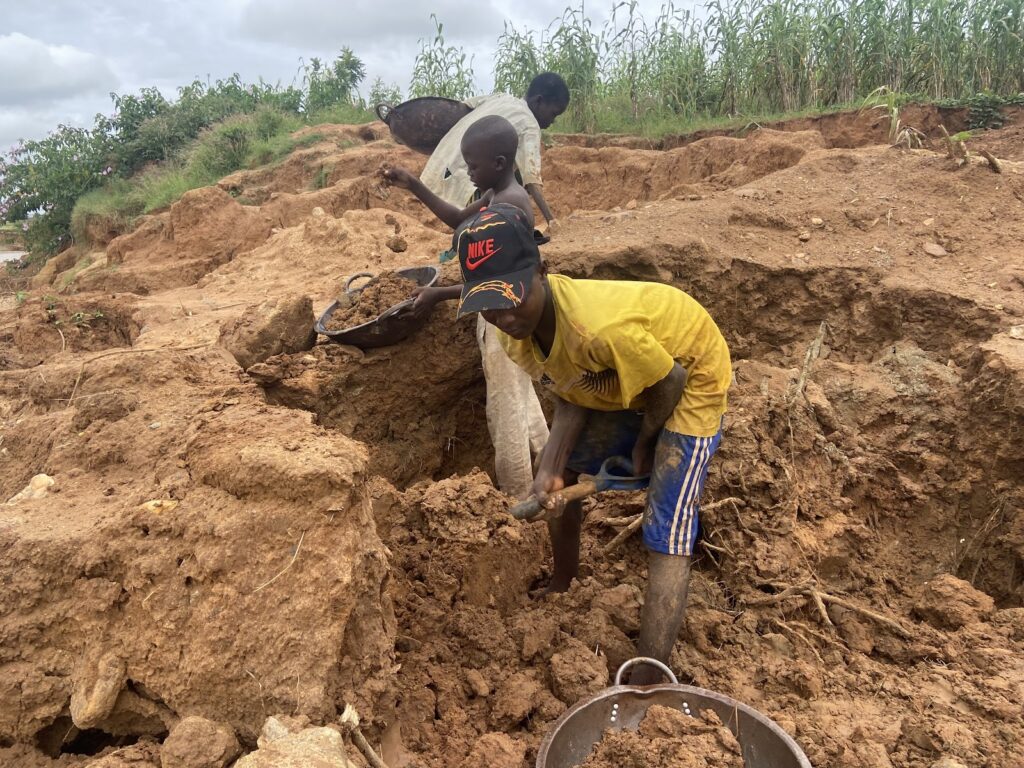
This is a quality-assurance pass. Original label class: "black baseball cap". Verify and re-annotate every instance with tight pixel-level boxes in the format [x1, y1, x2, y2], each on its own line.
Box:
[454, 204, 541, 318]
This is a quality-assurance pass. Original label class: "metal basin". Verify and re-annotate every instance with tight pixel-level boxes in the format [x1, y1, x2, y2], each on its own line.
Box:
[537, 658, 811, 768]
[375, 97, 472, 154]
[315, 265, 439, 349]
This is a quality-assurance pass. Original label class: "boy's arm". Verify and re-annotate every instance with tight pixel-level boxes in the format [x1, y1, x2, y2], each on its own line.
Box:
[632, 364, 688, 475]
[525, 183, 557, 229]
[382, 166, 486, 229]
[411, 284, 462, 317]
[533, 397, 589, 513]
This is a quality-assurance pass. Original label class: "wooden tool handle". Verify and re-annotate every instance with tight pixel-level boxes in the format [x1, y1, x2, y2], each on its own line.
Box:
[509, 479, 599, 521]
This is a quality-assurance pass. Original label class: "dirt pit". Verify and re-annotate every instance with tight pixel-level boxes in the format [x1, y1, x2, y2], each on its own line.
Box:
[580, 705, 744, 768]
[1, 105, 1023, 768]
[324, 270, 418, 330]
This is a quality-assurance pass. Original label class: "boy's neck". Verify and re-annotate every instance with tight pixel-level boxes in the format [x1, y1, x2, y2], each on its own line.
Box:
[532, 280, 556, 357]
[490, 171, 518, 193]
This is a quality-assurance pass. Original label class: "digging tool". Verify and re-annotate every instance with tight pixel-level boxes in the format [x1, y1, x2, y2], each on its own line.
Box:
[510, 456, 649, 522]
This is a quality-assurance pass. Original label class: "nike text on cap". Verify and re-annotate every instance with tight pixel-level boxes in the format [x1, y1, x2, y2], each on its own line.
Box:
[454, 204, 541, 318]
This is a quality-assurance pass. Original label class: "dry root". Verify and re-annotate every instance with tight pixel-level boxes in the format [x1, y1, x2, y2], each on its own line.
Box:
[979, 149, 1003, 174]
[746, 582, 911, 638]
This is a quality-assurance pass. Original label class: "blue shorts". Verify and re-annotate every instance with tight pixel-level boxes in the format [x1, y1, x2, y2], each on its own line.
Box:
[567, 411, 723, 557]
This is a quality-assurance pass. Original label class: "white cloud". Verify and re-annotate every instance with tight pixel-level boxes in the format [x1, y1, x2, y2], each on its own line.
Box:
[0, 33, 118, 105]
[238, 0, 518, 49]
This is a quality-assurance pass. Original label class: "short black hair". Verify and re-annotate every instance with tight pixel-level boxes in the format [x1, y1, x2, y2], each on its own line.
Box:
[527, 72, 570, 106]
[463, 115, 519, 159]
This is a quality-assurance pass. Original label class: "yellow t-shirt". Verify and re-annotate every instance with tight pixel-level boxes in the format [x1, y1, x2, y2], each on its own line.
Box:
[498, 275, 731, 437]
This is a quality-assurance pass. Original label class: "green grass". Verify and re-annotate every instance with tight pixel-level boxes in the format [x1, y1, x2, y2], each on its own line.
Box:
[306, 103, 377, 125]
[71, 110, 317, 245]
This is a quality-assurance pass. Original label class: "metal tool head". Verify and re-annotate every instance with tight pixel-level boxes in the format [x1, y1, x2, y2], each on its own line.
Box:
[593, 456, 650, 491]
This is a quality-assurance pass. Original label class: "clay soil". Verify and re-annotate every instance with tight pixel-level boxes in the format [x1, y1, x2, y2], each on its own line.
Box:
[1, 104, 1023, 768]
[324, 271, 418, 331]
[580, 705, 744, 768]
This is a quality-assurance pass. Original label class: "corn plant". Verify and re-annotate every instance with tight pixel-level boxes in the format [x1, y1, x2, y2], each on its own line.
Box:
[494, 23, 543, 96]
[543, 4, 602, 132]
[410, 15, 475, 100]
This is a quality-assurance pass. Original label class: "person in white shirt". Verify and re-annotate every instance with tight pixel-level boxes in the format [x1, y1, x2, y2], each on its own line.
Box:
[402, 73, 570, 499]
[419, 73, 569, 232]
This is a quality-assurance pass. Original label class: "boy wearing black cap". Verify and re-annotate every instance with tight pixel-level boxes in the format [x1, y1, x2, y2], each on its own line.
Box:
[452, 205, 732, 684]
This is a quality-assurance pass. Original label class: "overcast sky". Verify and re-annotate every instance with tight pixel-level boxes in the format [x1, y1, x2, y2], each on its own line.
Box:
[0, 0, 688, 153]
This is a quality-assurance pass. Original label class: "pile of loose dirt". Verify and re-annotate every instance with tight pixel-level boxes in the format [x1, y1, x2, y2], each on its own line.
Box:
[324, 270, 417, 331]
[580, 705, 744, 768]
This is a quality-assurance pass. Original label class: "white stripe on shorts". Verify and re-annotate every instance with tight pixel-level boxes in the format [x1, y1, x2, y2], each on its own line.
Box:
[666, 436, 710, 556]
[675, 437, 714, 556]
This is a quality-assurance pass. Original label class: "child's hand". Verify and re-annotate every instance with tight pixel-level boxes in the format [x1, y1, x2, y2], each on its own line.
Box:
[380, 165, 414, 189]
[533, 469, 567, 515]
[410, 286, 441, 317]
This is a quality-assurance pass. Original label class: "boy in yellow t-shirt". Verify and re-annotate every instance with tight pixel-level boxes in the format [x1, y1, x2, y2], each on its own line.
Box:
[451, 205, 731, 684]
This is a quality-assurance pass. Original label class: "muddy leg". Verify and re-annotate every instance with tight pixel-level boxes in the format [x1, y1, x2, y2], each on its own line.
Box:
[546, 471, 582, 593]
[630, 551, 692, 684]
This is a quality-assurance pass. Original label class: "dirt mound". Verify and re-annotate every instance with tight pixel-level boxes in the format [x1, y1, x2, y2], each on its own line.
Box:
[79, 187, 274, 295]
[581, 705, 744, 768]
[4, 294, 140, 368]
[542, 128, 826, 212]
[3, 109, 1024, 767]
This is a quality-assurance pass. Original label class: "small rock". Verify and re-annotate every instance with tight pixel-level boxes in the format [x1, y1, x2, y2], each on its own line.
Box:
[465, 669, 490, 698]
[7, 473, 56, 504]
[219, 294, 317, 370]
[798, 231, 811, 242]
[923, 217, 935, 226]
[811, 217, 824, 227]
[913, 574, 995, 629]
[70, 653, 126, 729]
[161, 716, 241, 768]
[1009, 325, 1024, 340]
[994, 304, 1004, 311]
[149, 421, 162, 430]
[235, 719, 354, 768]
[795, 252, 807, 259]
[625, 199, 638, 210]
[923, 242, 947, 257]
[385, 235, 407, 253]
[139, 499, 179, 514]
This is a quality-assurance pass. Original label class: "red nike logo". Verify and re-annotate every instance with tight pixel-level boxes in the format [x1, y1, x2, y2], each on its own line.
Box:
[465, 238, 502, 270]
